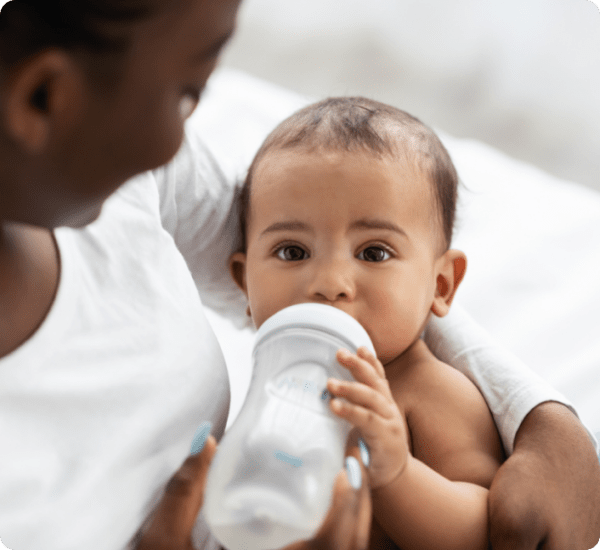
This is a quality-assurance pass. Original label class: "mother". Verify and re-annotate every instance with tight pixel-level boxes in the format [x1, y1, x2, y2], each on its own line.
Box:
[0, 1, 598, 550]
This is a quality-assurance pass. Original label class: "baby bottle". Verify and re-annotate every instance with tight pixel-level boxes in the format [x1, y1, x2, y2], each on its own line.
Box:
[203, 303, 374, 550]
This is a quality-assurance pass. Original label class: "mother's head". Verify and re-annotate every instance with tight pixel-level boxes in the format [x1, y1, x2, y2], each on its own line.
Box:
[0, 0, 239, 227]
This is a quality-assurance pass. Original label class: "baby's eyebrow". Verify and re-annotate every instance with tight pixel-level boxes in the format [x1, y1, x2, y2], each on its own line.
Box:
[350, 218, 408, 238]
[260, 221, 312, 236]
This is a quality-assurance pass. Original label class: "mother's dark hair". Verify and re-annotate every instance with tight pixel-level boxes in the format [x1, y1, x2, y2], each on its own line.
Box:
[0, 0, 166, 69]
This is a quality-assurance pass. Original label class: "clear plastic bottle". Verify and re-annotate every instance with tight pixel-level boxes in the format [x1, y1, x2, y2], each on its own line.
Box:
[203, 303, 374, 550]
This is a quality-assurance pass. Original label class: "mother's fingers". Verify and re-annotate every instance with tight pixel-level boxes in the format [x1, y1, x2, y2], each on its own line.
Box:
[310, 448, 372, 550]
[136, 435, 217, 550]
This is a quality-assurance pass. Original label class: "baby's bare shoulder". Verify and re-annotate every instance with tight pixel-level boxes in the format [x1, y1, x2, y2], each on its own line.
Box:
[395, 346, 505, 487]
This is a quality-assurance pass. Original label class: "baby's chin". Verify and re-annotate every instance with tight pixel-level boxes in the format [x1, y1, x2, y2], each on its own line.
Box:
[378, 350, 400, 367]
[366, 333, 397, 364]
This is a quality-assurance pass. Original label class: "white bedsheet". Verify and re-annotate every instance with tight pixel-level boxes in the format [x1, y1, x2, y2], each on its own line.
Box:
[195, 68, 600, 443]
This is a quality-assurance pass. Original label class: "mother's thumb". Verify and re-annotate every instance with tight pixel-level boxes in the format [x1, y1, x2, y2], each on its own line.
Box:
[137, 434, 217, 549]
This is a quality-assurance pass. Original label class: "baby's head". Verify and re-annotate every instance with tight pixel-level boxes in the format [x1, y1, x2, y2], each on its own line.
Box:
[231, 97, 466, 364]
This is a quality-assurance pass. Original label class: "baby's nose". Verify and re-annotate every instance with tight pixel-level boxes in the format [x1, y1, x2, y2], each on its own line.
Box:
[307, 260, 355, 302]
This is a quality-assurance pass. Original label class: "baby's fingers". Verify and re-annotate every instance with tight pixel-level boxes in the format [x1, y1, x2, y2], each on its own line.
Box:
[329, 397, 390, 442]
[357, 346, 386, 379]
[336, 348, 391, 398]
[327, 378, 395, 420]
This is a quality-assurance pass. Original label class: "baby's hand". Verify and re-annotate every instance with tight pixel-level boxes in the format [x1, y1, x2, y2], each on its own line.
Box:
[327, 347, 409, 490]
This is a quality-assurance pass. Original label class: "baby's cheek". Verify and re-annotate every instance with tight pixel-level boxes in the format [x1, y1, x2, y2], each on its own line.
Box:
[371, 312, 419, 364]
[247, 284, 290, 329]
[247, 293, 270, 328]
[370, 326, 401, 364]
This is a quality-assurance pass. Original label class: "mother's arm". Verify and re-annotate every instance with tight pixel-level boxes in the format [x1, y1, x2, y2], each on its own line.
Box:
[489, 402, 600, 550]
[424, 303, 600, 550]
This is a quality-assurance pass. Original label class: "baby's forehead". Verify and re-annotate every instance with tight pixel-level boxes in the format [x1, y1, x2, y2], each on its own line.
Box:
[255, 143, 433, 191]
[251, 144, 443, 238]
[253, 146, 436, 220]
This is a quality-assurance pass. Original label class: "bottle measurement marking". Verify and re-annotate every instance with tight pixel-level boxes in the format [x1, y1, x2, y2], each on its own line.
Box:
[277, 376, 330, 400]
[274, 450, 303, 468]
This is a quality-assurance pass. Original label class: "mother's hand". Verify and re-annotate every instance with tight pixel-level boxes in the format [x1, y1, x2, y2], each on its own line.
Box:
[135, 440, 371, 550]
[285, 450, 372, 550]
[488, 402, 600, 550]
[135, 434, 218, 550]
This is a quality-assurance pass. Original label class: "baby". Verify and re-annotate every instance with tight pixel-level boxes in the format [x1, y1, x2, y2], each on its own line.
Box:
[229, 97, 505, 550]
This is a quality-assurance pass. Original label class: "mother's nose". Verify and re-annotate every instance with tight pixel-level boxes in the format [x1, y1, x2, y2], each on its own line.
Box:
[306, 259, 356, 303]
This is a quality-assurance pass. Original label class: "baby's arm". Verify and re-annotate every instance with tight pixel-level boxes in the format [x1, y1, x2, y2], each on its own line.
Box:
[328, 346, 503, 550]
[424, 303, 600, 549]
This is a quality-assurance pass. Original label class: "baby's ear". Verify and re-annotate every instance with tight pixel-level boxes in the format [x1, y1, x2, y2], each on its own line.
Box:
[431, 250, 467, 318]
[229, 252, 248, 295]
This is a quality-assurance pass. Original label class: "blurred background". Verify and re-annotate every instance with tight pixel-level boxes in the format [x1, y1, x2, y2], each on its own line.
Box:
[221, 0, 600, 191]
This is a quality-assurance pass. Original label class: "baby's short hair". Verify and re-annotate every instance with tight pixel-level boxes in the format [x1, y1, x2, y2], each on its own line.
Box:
[240, 97, 458, 252]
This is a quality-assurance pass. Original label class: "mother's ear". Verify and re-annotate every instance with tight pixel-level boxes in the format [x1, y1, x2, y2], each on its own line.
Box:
[431, 250, 467, 318]
[4, 49, 86, 154]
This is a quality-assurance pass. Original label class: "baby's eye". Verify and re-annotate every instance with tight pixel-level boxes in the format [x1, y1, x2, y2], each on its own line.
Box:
[276, 245, 308, 261]
[358, 246, 391, 262]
